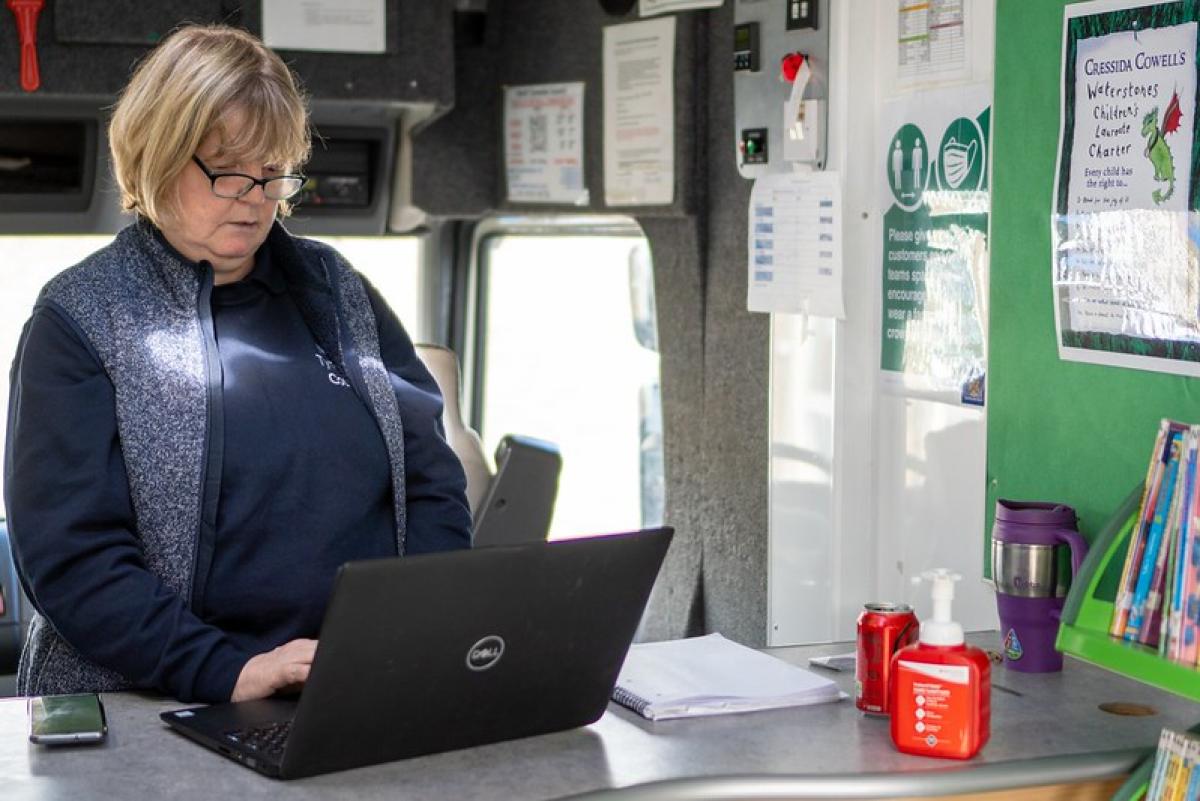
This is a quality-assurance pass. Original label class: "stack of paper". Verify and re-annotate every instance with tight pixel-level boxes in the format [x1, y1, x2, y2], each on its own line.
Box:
[612, 633, 844, 721]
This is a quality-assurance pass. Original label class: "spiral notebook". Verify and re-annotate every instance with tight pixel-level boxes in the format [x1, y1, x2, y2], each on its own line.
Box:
[611, 633, 843, 721]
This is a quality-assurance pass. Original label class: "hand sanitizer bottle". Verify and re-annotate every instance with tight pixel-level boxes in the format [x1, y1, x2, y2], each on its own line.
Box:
[889, 569, 991, 759]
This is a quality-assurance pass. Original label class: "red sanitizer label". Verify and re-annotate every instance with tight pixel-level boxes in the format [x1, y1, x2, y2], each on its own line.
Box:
[894, 661, 970, 753]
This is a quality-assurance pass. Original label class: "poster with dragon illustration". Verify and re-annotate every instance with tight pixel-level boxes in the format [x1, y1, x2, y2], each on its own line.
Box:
[1053, 0, 1200, 376]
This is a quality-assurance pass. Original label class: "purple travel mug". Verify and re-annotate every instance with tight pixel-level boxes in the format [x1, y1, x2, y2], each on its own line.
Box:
[991, 500, 1088, 672]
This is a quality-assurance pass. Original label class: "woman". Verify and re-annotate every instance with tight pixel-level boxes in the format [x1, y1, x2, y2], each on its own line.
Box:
[4, 25, 471, 703]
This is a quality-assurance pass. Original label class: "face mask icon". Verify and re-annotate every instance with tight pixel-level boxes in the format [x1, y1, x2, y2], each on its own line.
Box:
[942, 137, 978, 189]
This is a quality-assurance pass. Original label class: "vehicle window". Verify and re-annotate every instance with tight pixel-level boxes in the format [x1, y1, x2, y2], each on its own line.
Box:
[0, 236, 112, 518]
[477, 232, 663, 539]
[310, 236, 422, 334]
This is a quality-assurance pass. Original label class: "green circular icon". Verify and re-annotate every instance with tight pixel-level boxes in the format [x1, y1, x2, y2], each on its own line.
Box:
[887, 124, 930, 210]
[937, 117, 986, 192]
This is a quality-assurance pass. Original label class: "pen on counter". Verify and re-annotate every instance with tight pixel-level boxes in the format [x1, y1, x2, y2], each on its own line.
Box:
[808, 654, 857, 672]
[810, 661, 842, 672]
[991, 682, 1023, 697]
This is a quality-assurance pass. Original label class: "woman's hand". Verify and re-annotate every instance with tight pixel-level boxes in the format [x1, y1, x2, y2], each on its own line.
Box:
[231, 638, 318, 702]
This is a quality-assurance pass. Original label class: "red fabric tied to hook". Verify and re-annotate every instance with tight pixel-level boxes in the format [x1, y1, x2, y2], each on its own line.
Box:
[780, 52, 805, 84]
[7, 0, 44, 92]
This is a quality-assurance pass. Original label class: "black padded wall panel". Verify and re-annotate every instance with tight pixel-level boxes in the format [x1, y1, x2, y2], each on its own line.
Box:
[696, 1, 767, 647]
[239, 2, 453, 106]
[411, 34, 499, 219]
[55, 1, 230, 45]
[412, 0, 700, 218]
[0, 0, 453, 106]
[641, 4, 768, 648]
[495, 0, 699, 217]
[637, 216, 708, 643]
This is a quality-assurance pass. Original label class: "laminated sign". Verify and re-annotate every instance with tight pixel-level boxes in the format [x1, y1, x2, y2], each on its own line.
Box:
[879, 84, 991, 406]
[1052, 0, 1200, 376]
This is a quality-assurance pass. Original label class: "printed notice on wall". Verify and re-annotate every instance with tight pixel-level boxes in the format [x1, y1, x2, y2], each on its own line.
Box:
[639, 0, 723, 16]
[504, 83, 588, 206]
[879, 84, 990, 405]
[747, 170, 844, 318]
[897, 0, 969, 85]
[262, 0, 386, 53]
[1052, 1, 1200, 377]
[603, 17, 676, 206]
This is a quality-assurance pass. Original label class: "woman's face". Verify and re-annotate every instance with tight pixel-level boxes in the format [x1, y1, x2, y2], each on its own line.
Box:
[159, 113, 285, 285]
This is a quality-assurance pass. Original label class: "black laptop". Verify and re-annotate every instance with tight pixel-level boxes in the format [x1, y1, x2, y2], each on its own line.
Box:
[161, 527, 672, 779]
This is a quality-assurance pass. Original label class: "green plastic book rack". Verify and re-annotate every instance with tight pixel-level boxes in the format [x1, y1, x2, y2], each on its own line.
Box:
[1056, 485, 1200, 801]
[1055, 485, 1200, 704]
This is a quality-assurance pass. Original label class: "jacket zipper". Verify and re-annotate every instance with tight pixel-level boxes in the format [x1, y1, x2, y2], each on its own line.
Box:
[190, 263, 225, 614]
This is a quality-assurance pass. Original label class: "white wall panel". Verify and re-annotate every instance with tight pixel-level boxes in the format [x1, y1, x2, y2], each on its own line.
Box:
[769, 0, 998, 645]
[768, 315, 835, 645]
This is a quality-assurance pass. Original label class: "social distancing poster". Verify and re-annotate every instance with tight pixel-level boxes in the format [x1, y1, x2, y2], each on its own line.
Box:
[879, 84, 991, 406]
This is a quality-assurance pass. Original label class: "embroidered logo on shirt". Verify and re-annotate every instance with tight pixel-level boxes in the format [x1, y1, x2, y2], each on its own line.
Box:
[314, 347, 351, 388]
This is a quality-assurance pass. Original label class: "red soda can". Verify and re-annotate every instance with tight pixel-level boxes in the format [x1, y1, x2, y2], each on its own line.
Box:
[856, 602, 919, 715]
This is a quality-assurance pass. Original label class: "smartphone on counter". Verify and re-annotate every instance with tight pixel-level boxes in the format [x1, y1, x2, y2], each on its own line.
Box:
[28, 693, 108, 745]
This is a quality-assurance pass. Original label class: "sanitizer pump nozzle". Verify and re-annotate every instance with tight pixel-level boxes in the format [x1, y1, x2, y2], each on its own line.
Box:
[912, 569, 964, 647]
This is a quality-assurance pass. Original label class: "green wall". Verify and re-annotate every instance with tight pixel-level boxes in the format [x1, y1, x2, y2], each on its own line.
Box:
[988, 0, 1200, 549]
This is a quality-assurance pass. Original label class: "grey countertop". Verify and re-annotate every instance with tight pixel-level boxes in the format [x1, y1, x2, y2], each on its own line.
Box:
[1, 634, 1197, 800]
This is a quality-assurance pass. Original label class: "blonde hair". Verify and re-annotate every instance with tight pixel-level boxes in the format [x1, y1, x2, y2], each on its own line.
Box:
[109, 24, 311, 226]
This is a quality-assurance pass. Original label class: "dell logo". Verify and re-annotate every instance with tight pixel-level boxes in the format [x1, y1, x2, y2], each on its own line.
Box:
[466, 635, 506, 671]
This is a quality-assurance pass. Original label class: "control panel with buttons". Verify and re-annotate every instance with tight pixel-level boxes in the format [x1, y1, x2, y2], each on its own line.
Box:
[733, 0, 829, 177]
[734, 22, 760, 72]
[740, 128, 769, 165]
[786, 0, 818, 31]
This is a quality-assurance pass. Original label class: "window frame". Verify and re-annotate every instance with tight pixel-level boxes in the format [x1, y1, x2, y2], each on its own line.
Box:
[461, 214, 661, 536]
[461, 215, 648, 433]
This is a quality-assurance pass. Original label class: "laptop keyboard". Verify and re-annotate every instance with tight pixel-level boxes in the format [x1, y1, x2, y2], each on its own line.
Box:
[225, 720, 292, 756]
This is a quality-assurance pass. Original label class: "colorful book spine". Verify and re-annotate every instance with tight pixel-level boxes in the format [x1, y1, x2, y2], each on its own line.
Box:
[1127, 429, 1185, 641]
[1187, 738, 1200, 801]
[1164, 428, 1197, 658]
[1144, 429, 1191, 647]
[1113, 420, 1173, 638]
[1182, 483, 1200, 665]
[1166, 744, 1185, 799]
[1147, 729, 1200, 801]
[1148, 728, 1172, 801]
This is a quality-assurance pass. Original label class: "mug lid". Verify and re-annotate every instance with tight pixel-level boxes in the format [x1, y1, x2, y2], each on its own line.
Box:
[995, 499, 1077, 525]
[994, 499, 1079, 545]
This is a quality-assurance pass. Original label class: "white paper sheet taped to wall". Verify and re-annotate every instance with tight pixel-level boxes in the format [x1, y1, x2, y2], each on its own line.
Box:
[262, 0, 386, 54]
[639, 0, 723, 17]
[896, 0, 969, 87]
[603, 17, 676, 206]
[747, 170, 844, 318]
[504, 83, 589, 205]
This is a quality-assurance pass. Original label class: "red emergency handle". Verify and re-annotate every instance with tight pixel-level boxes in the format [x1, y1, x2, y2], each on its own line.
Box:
[7, 0, 44, 92]
[780, 52, 805, 84]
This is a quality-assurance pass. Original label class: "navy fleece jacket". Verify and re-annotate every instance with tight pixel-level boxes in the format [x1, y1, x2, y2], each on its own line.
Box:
[6, 249, 470, 701]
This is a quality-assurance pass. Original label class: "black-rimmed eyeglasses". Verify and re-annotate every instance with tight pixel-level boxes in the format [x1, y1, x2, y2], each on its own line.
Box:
[192, 156, 306, 201]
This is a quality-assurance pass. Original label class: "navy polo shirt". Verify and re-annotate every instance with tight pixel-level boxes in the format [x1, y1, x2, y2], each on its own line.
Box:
[201, 248, 397, 654]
